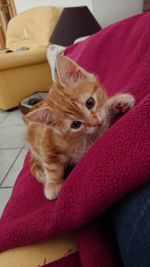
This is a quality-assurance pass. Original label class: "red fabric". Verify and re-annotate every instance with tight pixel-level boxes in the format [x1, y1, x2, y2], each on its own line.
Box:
[0, 13, 150, 267]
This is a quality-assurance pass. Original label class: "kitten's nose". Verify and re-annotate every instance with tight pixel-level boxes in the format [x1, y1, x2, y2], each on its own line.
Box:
[92, 120, 101, 127]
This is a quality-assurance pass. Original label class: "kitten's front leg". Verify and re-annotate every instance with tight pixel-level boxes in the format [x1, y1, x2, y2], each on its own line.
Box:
[43, 162, 64, 200]
[30, 158, 45, 183]
[103, 93, 135, 124]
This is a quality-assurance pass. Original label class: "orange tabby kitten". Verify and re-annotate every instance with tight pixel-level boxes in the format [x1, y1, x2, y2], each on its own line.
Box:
[24, 55, 135, 200]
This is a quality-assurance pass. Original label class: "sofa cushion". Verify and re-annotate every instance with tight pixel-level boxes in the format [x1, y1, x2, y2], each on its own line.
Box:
[6, 6, 62, 50]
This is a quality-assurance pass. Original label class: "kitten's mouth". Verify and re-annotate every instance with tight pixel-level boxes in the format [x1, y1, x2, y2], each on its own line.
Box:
[92, 117, 105, 128]
[92, 122, 102, 128]
[87, 121, 103, 134]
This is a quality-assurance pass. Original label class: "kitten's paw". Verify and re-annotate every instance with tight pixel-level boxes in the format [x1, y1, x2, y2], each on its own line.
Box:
[36, 171, 45, 183]
[44, 182, 63, 200]
[109, 94, 135, 114]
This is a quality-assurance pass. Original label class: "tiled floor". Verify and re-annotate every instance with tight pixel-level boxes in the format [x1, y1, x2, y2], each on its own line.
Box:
[0, 108, 28, 215]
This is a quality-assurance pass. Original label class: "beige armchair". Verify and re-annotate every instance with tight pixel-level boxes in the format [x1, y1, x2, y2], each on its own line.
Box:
[0, 6, 62, 110]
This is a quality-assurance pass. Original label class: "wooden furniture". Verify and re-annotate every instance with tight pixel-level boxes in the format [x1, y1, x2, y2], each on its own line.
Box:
[0, 23, 5, 48]
[0, 0, 16, 48]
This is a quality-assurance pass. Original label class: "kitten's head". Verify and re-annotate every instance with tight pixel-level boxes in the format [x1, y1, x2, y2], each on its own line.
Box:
[24, 56, 107, 139]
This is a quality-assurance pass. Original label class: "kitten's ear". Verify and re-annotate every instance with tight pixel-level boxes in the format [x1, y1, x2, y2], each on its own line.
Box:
[56, 55, 87, 87]
[23, 107, 53, 127]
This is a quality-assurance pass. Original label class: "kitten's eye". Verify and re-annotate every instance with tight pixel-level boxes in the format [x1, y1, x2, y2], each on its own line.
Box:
[71, 121, 81, 129]
[86, 97, 95, 109]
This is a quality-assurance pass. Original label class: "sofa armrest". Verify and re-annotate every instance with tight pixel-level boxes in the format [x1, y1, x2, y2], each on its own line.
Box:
[0, 48, 48, 70]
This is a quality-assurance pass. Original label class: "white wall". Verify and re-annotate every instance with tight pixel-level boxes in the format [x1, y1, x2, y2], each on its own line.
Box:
[92, 0, 143, 27]
[13, 0, 93, 14]
[14, 0, 143, 27]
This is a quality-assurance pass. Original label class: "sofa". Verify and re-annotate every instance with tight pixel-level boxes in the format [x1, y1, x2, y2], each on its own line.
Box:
[0, 6, 62, 110]
[0, 12, 150, 267]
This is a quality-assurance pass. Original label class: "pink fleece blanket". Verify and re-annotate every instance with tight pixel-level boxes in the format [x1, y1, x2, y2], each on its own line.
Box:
[0, 13, 150, 267]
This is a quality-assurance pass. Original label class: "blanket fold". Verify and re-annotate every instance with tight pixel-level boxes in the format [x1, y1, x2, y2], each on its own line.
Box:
[0, 12, 150, 267]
